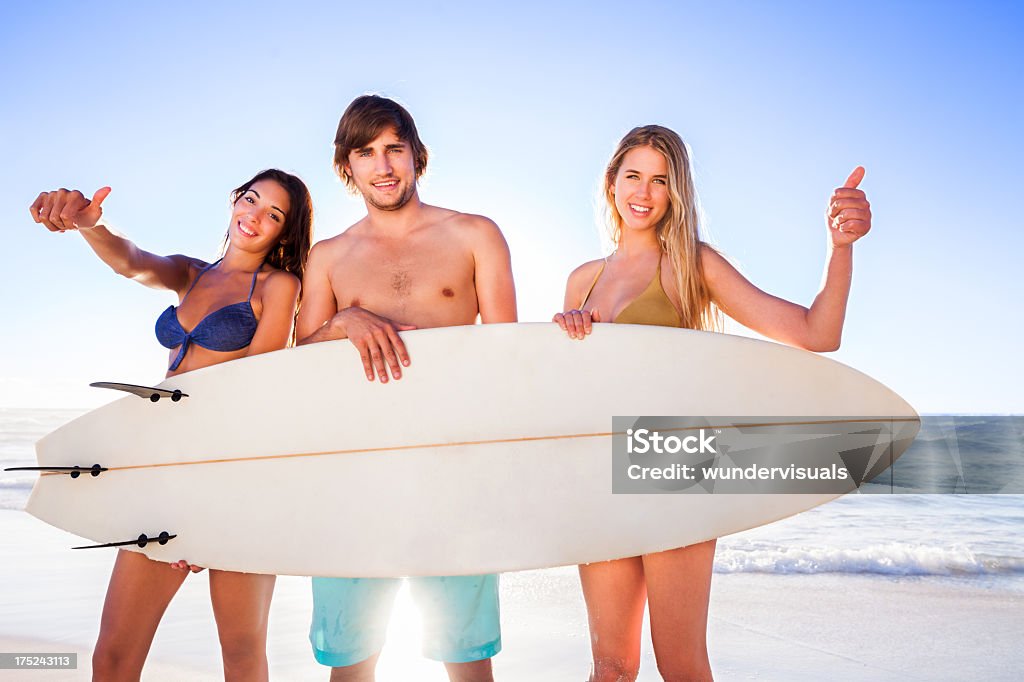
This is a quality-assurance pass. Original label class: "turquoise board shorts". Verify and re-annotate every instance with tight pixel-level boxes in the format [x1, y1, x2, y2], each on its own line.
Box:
[309, 574, 501, 666]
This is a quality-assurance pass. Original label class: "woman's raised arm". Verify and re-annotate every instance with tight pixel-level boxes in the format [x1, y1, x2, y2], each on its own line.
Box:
[31, 187, 195, 292]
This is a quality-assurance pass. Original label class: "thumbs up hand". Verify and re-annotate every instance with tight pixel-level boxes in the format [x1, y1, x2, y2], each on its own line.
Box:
[825, 167, 871, 248]
[30, 186, 111, 232]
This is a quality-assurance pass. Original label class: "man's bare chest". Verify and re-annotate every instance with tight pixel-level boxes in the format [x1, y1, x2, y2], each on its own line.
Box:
[330, 244, 475, 308]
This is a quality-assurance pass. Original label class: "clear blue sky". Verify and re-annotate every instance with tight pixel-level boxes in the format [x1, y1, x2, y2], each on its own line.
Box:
[1, 1, 1021, 412]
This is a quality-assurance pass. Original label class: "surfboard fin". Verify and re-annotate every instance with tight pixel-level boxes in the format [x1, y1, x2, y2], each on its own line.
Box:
[90, 382, 188, 403]
[72, 531, 176, 550]
[4, 464, 107, 478]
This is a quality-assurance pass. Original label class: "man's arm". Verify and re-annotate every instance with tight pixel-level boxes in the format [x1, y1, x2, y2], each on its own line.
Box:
[296, 241, 342, 344]
[468, 216, 517, 323]
[296, 239, 415, 382]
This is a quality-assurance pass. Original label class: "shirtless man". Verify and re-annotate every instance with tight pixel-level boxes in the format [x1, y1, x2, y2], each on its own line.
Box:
[296, 95, 516, 682]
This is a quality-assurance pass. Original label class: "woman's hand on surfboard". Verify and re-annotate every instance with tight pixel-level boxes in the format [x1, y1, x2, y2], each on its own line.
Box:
[169, 559, 204, 573]
[826, 167, 872, 248]
[553, 308, 601, 340]
[30, 187, 112, 233]
[333, 306, 417, 382]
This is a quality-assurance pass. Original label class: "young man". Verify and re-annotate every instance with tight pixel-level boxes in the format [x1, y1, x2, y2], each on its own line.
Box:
[297, 95, 517, 682]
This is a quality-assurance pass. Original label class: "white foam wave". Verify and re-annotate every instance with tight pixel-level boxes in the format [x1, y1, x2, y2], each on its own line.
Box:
[714, 543, 1024, 577]
[0, 477, 34, 490]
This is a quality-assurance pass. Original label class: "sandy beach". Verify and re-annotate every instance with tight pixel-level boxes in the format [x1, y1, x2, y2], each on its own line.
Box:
[2, 509, 1021, 681]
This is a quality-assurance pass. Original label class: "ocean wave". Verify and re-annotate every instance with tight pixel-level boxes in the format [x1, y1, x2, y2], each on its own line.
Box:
[0, 409, 83, 427]
[0, 477, 35, 490]
[714, 543, 1024, 577]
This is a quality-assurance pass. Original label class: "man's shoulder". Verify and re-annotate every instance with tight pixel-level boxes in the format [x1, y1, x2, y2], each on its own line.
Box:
[427, 205, 503, 241]
[310, 221, 367, 256]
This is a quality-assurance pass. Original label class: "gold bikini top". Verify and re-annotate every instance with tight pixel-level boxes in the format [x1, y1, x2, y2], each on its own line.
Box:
[579, 259, 682, 328]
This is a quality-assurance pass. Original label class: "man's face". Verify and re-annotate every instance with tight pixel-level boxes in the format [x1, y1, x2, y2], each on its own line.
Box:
[345, 126, 418, 212]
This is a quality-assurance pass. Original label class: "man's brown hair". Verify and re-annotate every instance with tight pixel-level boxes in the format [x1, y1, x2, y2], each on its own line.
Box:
[333, 95, 429, 191]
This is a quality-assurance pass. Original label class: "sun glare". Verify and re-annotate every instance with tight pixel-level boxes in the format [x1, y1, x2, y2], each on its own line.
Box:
[374, 581, 451, 680]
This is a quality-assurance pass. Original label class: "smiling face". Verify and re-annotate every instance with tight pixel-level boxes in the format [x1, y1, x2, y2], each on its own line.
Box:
[229, 179, 290, 254]
[344, 126, 419, 212]
[610, 145, 671, 234]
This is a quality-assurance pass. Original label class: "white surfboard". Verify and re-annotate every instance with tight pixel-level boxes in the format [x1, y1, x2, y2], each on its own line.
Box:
[26, 324, 918, 576]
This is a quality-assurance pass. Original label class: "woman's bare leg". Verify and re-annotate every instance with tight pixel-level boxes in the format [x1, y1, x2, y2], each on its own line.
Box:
[92, 550, 189, 681]
[579, 556, 647, 682]
[209, 569, 276, 682]
[643, 540, 716, 682]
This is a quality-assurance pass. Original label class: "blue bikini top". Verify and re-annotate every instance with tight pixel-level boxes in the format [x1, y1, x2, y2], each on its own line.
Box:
[155, 259, 260, 371]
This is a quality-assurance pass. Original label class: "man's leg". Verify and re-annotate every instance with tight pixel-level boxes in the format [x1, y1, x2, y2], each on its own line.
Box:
[410, 574, 501, 682]
[443, 658, 494, 682]
[310, 577, 401, 680]
[327, 653, 380, 682]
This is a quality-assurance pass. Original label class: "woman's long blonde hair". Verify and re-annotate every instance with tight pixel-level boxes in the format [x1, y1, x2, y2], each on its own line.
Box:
[603, 125, 719, 331]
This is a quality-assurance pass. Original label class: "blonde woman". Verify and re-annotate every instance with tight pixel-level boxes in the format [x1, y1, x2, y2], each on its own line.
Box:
[553, 125, 871, 681]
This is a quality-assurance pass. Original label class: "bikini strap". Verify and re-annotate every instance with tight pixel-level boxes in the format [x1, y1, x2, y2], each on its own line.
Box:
[180, 258, 222, 303]
[579, 261, 607, 309]
[246, 267, 261, 301]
